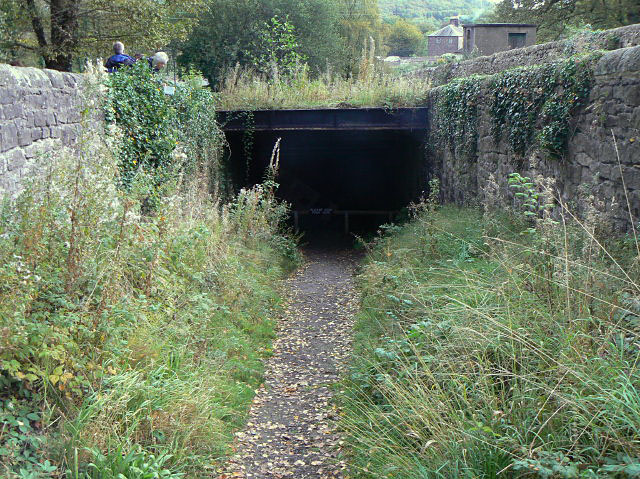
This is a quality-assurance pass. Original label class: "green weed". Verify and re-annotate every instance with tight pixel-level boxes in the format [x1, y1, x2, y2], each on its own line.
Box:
[216, 62, 431, 111]
[341, 194, 640, 478]
[0, 64, 297, 478]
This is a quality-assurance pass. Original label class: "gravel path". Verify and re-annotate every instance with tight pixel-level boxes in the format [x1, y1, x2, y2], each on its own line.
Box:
[219, 248, 359, 478]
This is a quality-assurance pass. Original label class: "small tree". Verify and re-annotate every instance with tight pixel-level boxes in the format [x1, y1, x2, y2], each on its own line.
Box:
[386, 19, 423, 57]
[249, 15, 307, 80]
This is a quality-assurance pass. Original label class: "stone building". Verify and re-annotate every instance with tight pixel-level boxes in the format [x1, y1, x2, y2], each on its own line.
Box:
[463, 23, 537, 56]
[427, 18, 464, 57]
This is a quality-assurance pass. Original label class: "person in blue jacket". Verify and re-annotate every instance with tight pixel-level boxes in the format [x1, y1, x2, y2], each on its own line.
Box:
[105, 42, 135, 73]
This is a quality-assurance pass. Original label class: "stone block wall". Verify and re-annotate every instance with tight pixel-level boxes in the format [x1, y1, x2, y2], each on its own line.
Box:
[422, 23, 640, 86]
[0, 64, 84, 197]
[427, 45, 640, 230]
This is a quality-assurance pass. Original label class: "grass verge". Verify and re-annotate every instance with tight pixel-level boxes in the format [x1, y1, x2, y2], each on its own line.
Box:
[0, 74, 299, 478]
[340, 201, 640, 478]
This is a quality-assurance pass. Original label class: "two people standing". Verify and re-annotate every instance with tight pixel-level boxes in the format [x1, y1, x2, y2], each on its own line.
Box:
[105, 42, 168, 74]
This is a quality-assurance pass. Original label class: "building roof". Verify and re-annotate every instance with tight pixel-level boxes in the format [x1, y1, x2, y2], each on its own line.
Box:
[428, 24, 463, 37]
[462, 23, 537, 28]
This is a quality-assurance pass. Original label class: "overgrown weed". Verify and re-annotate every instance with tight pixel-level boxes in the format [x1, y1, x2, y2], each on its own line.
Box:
[0, 64, 297, 478]
[216, 62, 431, 111]
[341, 176, 640, 478]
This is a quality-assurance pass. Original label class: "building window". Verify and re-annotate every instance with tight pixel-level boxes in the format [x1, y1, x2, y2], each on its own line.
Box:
[436, 38, 441, 44]
[508, 33, 527, 48]
[448, 38, 453, 44]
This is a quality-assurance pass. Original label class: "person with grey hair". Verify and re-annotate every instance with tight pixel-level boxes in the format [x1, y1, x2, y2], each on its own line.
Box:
[105, 41, 135, 73]
[148, 52, 169, 73]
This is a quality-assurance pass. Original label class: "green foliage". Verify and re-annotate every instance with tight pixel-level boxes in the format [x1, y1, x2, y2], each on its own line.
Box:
[248, 16, 308, 79]
[0, 0, 204, 70]
[104, 62, 225, 197]
[486, 0, 640, 41]
[508, 173, 545, 217]
[378, 0, 493, 24]
[178, 0, 344, 87]
[431, 76, 481, 162]
[0, 380, 56, 479]
[0, 68, 296, 477]
[340, 197, 640, 479]
[385, 19, 423, 56]
[216, 64, 430, 110]
[490, 54, 600, 158]
[171, 72, 230, 197]
[337, 0, 384, 75]
[105, 62, 178, 187]
[83, 446, 183, 479]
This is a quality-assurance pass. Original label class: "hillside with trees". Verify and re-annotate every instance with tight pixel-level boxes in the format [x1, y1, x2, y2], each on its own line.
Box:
[378, 0, 495, 32]
[486, 0, 640, 41]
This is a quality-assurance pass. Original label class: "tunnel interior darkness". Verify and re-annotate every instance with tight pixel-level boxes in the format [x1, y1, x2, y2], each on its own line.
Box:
[224, 129, 426, 235]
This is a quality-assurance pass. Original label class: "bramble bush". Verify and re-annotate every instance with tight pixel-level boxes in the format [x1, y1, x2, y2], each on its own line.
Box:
[0, 63, 297, 478]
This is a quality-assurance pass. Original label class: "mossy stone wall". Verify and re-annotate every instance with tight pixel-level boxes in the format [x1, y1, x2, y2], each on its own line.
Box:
[428, 45, 640, 230]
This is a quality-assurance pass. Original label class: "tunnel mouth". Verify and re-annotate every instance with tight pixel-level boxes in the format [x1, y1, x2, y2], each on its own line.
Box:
[224, 127, 427, 241]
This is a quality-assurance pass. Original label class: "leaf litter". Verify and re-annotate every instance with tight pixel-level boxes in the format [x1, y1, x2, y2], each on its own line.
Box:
[218, 248, 359, 478]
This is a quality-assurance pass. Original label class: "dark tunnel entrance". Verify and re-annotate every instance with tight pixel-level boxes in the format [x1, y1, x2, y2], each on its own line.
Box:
[220, 109, 428, 238]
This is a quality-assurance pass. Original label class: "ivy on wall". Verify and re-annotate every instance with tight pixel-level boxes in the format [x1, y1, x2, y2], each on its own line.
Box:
[105, 63, 225, 193]
[489, 54, 601, 158]
[430, 53, 601, 164]
[431, 76, 482, 163]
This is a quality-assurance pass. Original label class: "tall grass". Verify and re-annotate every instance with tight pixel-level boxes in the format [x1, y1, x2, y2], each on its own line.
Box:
[216, 62, 431, 111]
[0, 68, 298, 478]
[340, 189, 640, 478]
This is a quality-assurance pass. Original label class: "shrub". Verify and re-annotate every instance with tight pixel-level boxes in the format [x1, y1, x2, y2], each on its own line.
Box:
[0, 63, 296, 478]
[104, 63, 226, 198]
[105, 62, 178, 187]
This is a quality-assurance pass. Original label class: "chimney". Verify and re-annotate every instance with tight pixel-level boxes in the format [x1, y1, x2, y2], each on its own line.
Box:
[450, 17, 460, 27]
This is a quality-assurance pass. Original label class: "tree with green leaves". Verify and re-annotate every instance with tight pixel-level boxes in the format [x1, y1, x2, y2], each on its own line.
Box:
[486, 0, 640, 41]
[1, 0, 205, 71]
[385, 18, 423, 56]
[248, 16, 307, 79]
[377, 0, 493, 24]
[338, 0, 384, 72]
[178, 0, 345, 87]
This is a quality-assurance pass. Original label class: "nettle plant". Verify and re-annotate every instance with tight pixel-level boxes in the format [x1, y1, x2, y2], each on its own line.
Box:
[490, 53, 600, 158]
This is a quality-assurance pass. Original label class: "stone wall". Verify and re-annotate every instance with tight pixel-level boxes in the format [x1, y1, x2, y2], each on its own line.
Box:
[422, 23, 640, 86]
[0, 65, 84, 197]
[427, 45, 640, 230]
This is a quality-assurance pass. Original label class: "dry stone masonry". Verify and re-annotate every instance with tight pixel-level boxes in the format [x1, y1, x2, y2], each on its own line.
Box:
[0, 65, 84, 196]
[428, 44, 640, 230]
[424, 24, 640, 87]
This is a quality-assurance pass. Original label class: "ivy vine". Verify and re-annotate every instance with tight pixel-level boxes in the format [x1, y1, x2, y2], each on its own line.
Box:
[432, 76, 482, 162]
[489, 53, 601, 158]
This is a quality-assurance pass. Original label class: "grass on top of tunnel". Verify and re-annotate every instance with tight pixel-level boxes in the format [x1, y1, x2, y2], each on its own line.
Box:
[340, 201, 640, 479]
[215, 63, 431, 111]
